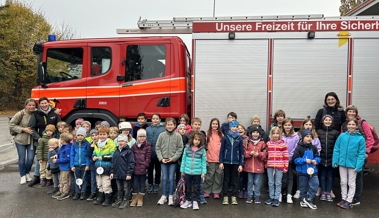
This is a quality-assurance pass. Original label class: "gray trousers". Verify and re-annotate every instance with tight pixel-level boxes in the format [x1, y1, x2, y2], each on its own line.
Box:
[52, 172, 60, 188]
[204, 162, 224, 194]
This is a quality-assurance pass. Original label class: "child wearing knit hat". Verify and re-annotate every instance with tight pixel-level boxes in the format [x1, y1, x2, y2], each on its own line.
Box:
[70, 127, 91, 200]
[293, 129, 320, 210]
[37, 124, 57, 187]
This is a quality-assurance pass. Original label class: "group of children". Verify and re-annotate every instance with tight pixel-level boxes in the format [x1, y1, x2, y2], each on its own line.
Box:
[32, 109, 366, 211]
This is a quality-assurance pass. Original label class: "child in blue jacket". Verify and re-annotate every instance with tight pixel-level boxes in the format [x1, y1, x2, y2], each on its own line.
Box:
[293, 129, 320, 210]
[70, 127, 91, 200]
[219, 120, 244, 205]
[333, 118, 366, 209]
[180, 132, 207, 210]
[51, 132, 73, 201]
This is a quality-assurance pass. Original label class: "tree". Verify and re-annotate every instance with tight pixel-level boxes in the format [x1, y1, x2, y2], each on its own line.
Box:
[340, 0, 366, 16]
[0, 1, 51, 110]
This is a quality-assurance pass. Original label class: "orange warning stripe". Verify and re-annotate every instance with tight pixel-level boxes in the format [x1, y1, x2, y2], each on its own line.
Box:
[32, 78, 186, 99]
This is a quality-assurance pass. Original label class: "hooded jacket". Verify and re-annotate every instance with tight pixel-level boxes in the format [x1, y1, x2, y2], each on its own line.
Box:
[111, 146, 135, 179]
[29, 106, 61, 139]
[219, 134, 244, 165]
[70, 139, 91, 167]
[206, 130, 222, 163]
[293, 141, 320, 176]
[332, 131, 366, 172]
[265, 139, 289, 172]
[156, 130, 184, 162]
[243, 138, 267, 173]
[37, 132, 55, 161]
[180, 145, 207, 175]
[317, 125, 340, 167]
[56, 143, 72, 171]
[131, 140, 152, 175]
[342, 115, 374, 154]
[146, 123, 165, 157]
[93, 139, 116, 175]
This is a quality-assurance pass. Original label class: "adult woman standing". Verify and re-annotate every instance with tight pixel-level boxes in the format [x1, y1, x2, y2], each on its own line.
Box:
[9, 98, 37, 184]
[314, 92, 346, 132]
[28, 96, 61, 187]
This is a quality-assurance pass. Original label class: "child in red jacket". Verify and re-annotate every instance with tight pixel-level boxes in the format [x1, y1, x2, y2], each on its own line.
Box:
[243, 125, 267, 204]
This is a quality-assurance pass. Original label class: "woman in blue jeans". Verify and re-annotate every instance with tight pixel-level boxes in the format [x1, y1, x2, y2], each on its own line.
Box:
[9, 98, 37, 184]
[155, 118, 184, 205]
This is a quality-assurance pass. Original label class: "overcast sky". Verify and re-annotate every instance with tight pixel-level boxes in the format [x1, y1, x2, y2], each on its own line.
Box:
[4, 0, 341, 38]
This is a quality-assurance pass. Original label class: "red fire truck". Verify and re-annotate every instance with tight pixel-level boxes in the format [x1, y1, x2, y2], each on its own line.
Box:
[32, 15, 379, 162]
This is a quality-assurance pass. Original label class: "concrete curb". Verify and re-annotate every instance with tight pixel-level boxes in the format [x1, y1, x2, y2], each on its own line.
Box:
[0, 158, 18, 167]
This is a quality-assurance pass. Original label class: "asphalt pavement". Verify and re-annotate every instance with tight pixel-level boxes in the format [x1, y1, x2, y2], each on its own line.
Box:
[0, 163, 379, 218]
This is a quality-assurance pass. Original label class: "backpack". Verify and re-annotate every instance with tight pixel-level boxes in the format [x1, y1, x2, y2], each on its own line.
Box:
[173, 177, 185, 207]
[9, 110, 25, 136]
[358, 119, 379, 154]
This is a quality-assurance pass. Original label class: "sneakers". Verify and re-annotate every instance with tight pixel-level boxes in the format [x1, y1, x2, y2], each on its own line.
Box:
[337, 200, 345, 207]
[213, 193, 220, 199]
[20, 176, 27, 185]
[326, 193, 333, 202]
[199, 196, 207, 204]
[330, 190, 335, 198]
[351, 198, 360, 205]
[287, 194, 293, 204]
[254, 197, 261, 204]
[87, 193, 97, 201]
[180, 200, 192, 209]
[300, 201, 308, 208]
[231, 196, 238, 205]
[265, 199, 273, 205]
[315, 187, 321, 197]
[153, 184, 159, 193]
[168, 195, 174, 206]
[243, 191, 248, 199]
[339, 201, 353, 209]
[192, 201, 199, 210]
[279, 194, 282, 203]
[238, 191, 244, 199]
[246, 198, 253, 204]
[52, 191, 62, 199]
[57, 193, 70, 201]
[26, 174, 33, 182]
[147, 184, 153, 193]
[222, 196, 229, 205]
[272, 199, 280, 207]
[157, 195, 167, 205]
[303, 198, 317, 210]
[293, 190, 300, 199]
[80, 193, 86, 200]
[320, 193, 327, 201]
[47, 187, 59, 194]
[203, 192, 210, 198]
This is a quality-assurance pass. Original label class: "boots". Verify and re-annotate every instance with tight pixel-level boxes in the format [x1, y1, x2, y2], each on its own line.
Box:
[119, 198, 129, 209]
[47, 187, 59, 194]
[102, 193, 112, 207]
[93, 192, 104, 205]
[40, 178, 47, 187]
[46, 179, 53, 187]
[137, 193, 144, 207]
[28, 176, 40, 187]
[112, 192, 123, 208]
[130, 193, 138, 207]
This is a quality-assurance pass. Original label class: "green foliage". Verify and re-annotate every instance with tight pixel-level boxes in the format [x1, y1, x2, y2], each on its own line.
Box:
[340, 0, 366, 16]
[0, 1, 51, 110]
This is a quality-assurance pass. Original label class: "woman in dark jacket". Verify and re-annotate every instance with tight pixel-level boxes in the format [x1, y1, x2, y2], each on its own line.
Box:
[28, 96, 61, 187]
[314, 92, 346, 132]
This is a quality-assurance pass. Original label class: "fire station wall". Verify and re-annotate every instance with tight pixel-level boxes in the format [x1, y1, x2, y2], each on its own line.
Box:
[193, 39, 268, 131]
[272, 39, 348, 121]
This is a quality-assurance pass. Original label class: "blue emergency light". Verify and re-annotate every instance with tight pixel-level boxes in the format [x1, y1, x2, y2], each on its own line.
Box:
[48, 34, 56, 42]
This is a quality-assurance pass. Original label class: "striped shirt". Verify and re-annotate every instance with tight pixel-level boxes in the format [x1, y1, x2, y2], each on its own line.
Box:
[266, 139, 289, 172]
